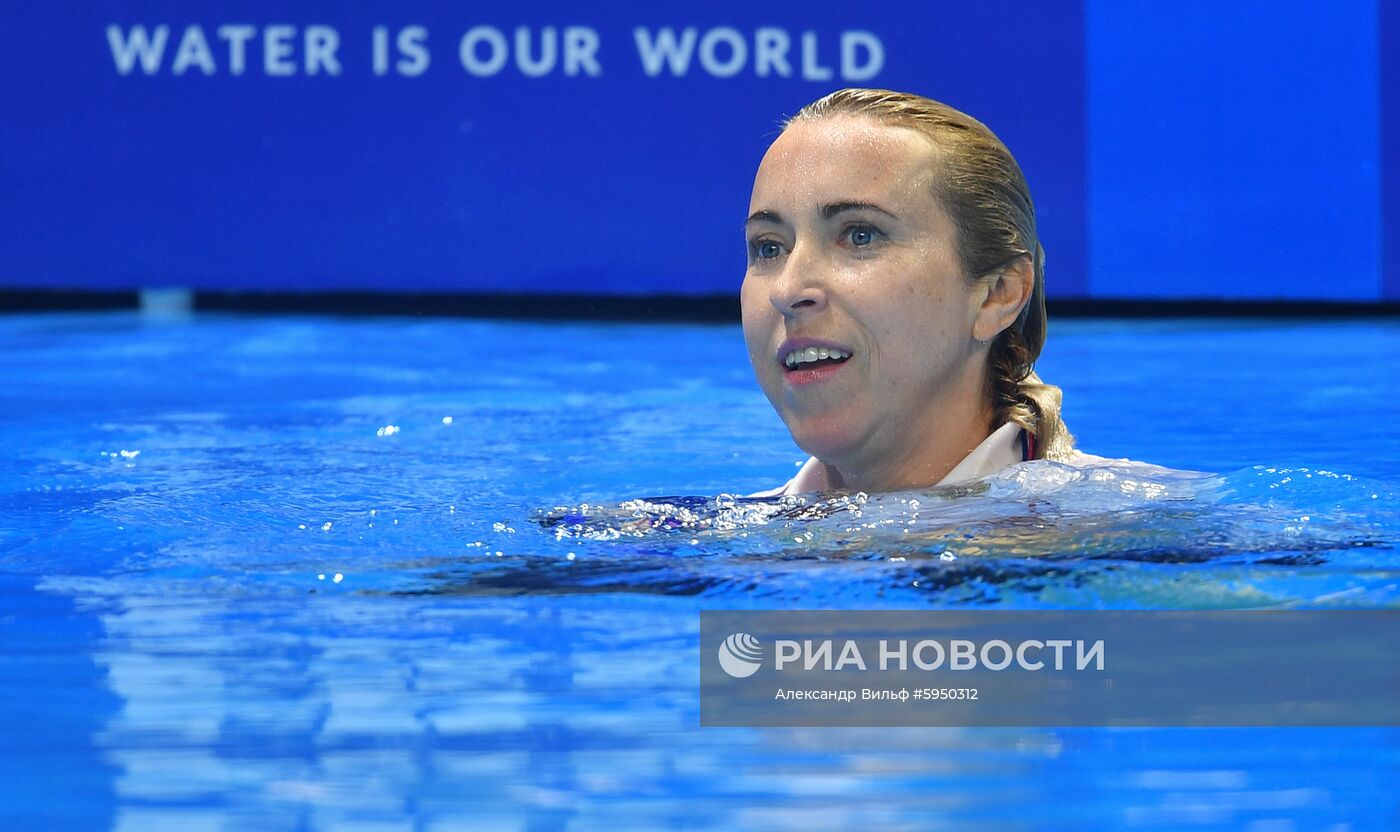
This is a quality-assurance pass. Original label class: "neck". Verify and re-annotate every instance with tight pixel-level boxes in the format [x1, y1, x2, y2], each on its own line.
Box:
[823, 378, 996, 493]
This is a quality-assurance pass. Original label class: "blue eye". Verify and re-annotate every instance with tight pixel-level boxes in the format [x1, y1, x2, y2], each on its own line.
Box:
[754, 240, 783, 260]
[848, 226, 877, 247]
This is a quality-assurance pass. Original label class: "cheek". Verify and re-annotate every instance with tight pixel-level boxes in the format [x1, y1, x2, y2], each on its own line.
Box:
[741, 325, 766, 370]
[866, 291, 960, 375]
[739, 281, 770, 356]
[739, 273, 761, 320]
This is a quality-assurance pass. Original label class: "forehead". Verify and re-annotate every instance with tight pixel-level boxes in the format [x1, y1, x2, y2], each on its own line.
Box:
[750, 115, 939, 211]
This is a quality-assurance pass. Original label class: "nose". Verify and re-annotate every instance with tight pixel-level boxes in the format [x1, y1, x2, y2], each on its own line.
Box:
[769, 247, 829, 318]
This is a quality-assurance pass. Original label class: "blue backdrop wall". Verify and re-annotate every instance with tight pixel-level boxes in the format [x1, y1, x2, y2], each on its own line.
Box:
[1, 1, 1395, 301]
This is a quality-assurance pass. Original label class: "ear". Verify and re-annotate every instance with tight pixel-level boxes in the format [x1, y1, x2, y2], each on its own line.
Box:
[972, 254, 1035, 343]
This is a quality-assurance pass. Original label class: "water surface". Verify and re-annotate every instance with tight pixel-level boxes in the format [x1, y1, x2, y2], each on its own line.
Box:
[2, 313, 1398, 829]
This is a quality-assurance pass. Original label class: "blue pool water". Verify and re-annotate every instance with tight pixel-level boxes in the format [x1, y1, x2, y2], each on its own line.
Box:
[2, 312, 1399, 829]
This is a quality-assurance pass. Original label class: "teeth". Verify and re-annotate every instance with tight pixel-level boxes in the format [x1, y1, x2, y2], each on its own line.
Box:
[784, 346, 850, 367]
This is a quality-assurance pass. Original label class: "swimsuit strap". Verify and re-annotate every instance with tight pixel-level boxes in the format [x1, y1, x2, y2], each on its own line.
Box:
[1020, 428, 1037, 462]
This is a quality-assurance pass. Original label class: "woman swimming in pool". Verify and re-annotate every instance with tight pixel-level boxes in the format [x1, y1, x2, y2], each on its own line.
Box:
[745, 88, 1083, 496]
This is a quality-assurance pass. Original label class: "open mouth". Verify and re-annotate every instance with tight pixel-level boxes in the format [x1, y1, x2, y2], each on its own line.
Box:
[782, 346, 852, 373]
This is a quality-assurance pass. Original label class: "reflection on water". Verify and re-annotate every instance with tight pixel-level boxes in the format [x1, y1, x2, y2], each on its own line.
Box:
[0, 576, 121, 829]
[3, 314, 1400, 827]
[29, 581, 1400, 829]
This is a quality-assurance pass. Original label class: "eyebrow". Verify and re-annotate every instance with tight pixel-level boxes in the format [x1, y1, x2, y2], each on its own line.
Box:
[744, 209, 784, 229]
[821, 201, 898, 221]
[744, 201, 899, 229]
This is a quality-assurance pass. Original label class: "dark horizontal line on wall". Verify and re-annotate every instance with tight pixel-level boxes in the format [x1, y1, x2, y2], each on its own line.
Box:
[1048, 298, 1400, 318]
[0, 288, 141, 312]
[194, 290, 744, 322]
[2, 288, 1399, 321]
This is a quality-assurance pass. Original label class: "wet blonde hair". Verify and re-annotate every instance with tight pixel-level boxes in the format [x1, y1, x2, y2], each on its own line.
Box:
[788, 88, 1075, 460]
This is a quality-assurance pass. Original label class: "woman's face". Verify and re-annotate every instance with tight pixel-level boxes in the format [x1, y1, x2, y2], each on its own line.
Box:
[741, 115, 988, 476]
